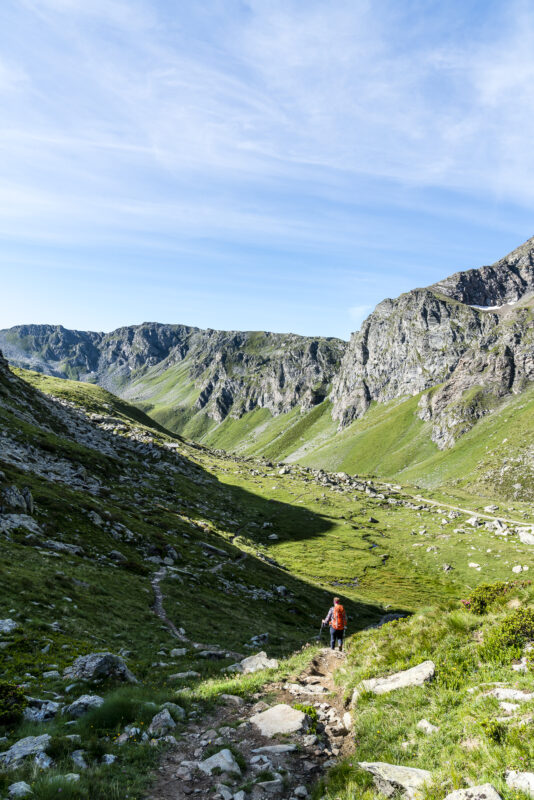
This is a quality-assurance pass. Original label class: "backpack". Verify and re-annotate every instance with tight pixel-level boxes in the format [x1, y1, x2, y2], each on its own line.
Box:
[332, 604, 346, 631]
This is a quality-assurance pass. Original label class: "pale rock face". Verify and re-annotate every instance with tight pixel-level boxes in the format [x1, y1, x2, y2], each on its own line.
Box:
[198, 748, 241, 776]
[64, 694, 104, 718]
[358, 761, 432, 800]
[352, 661, 435, 703]
[416, 719, 439, 734]
[227, 651, 279, 675]
[0, 734, 51, 769]
[442, 784, 502, 800]
[250, 704, 309, 737]
[0, 323, 345, 425]
[506, 771, 534, 797]
[63, 652, 137, 684]
[8, 782, 33, 798]
[148, 708, 176, 736]
[0, 619, 18, 634]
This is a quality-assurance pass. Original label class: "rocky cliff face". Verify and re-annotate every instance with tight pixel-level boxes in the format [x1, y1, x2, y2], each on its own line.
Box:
[430, 236, 534, 306]
[331, 238, 534, 443]
[0, 323, 345, 424]
[330, 290, 497, 427]
[2, 237, 534, 450]
[419, 298, 534, 447]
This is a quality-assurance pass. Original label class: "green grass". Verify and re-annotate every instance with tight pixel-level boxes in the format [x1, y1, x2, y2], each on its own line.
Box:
[3, 364, 534, 799]
[316, 584, 534, 800]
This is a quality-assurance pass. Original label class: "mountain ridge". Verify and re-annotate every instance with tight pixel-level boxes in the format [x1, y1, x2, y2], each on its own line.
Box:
[2, 236, 534, 458]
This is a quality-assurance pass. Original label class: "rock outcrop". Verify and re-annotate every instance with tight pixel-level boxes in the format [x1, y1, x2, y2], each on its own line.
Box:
[0, 324, 345, 426]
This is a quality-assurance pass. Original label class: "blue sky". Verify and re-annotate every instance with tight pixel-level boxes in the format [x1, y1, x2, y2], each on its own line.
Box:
[1, 0, 534, 339]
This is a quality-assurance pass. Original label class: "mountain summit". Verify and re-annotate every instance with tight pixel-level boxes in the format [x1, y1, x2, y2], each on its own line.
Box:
[1, 237, 533, 454]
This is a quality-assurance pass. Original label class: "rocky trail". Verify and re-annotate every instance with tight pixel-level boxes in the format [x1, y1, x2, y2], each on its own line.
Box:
[148, 648, 351, 800]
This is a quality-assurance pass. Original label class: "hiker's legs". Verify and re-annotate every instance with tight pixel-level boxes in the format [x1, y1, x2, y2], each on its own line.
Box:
[337, 630, 343, 651]
[330, 626, 336, 649]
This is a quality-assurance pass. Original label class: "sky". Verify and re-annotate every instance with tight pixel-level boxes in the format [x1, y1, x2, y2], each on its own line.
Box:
[1, 0, 534, 339]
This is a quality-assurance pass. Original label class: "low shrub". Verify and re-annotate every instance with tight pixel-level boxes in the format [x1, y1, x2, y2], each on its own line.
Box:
[482, 607, 534, 664]
[480, 717, 506, 743]
[462, 582, 509, 614]
[0, 681, 27, 725]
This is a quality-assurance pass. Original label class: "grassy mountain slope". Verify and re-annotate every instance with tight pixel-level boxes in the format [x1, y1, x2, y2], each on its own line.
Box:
[2, 364, 534, 798]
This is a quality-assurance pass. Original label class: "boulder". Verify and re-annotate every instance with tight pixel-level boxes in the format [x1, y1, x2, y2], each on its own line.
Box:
[1, 486, 31, 515]
[161, 702, 186, 721]
[353, 661, 435, 703]
[250, 704, 309, 738]
[358, 762, 432, 800]
[227, 651, 279, 675]
[170, 648, 187, 658]
[169, 670, 200, 680]
[0, 619, 18, 634]
[23, 697, 60, 722]
[443, 785, 502, 800]
[64, 694, 104, 718]
[0, 734, 51, 769]
[252, 744, 297, 754]
[198, 748, 242, 776]
[8, 783, 32, 798]
[486, 688, 534, 702]
[63, 652, 137, 684]
[219, 694, 245, 706]
[148, 708, 176, 736]
[506, 771, 534, 797]
[71, 750, 88, 770]
[416, 719, 439, 734]
[518, 529, 534, 546]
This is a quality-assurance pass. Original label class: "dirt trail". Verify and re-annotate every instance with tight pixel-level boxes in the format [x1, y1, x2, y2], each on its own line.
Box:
[147, 647, 352, 800]
[412, 495, 532, 528]
[151, 567, 188, 642]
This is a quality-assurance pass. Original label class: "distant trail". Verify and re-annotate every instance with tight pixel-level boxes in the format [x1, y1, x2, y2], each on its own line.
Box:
[412, 495, 531, 528]
[151, 567, 188, 642]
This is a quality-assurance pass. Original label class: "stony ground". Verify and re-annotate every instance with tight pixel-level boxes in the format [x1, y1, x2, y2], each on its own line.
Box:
[148, 648, 350, 800]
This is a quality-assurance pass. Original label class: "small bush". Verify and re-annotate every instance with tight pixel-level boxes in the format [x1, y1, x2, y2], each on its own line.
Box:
[462, 582, 509, 614]
[480, 717, 506, 743]
[482, 607, 534, 664]
[76, 692, 141, 735]
[0, 681, 27, 725]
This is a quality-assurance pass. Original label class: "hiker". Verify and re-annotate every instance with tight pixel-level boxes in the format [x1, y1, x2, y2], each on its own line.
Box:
[322, 597, 347, 651]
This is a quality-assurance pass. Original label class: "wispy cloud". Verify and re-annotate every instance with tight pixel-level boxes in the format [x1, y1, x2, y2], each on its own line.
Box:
[2, 0, 534, 335]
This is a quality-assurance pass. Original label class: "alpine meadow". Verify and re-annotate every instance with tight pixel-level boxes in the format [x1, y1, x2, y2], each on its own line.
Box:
[2, 3, 534, 800]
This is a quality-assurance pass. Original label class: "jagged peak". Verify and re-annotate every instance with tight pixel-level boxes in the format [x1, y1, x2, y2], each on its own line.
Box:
[429, 235, 534, 307]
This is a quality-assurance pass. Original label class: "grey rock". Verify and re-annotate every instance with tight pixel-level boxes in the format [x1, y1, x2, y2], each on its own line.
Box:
[148, 708, 176, 736]
[198, 748, 242, 776]
[506, 771, 534, 797]
[64, 694, 105, 718]
[170, 648, 187, 658]
[358, 761, 432, 800]
[353, 660, 435, 703]
[63, 652, 137, 683]
[227, 651, 279, 674]
[416, 719, 439, 734]
[23, 697, 60, 722]
[71, 750, 88, 769]
[252, 744, 297, 754]
[63, 774, 81, 782]
[161, 702, 186, 721]
[0, 734, 51, 769]
[443, 785, 502, 800]
[102, 754, 117, 764]
[250, 704, 309, 737]
[0, 619, 18, 634]
[34, 751, 53, 769]
[8, 782, 33, 798]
